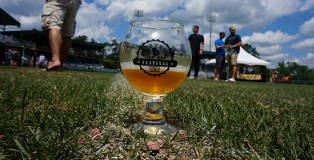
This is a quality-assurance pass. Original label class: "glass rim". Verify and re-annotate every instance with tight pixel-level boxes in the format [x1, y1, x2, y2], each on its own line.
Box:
[130, 19, 184, 30]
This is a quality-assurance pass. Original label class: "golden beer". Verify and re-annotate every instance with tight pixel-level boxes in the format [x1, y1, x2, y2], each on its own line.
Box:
[122, 69, 186, 95]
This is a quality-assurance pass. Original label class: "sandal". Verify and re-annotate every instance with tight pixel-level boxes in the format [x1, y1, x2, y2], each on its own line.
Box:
[44, 65, 63, 72]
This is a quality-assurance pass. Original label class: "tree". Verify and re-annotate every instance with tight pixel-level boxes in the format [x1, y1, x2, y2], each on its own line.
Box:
[276, 61, 314, 81]
[73, 35, 88, 42]
[242, 43, 260, 58]
[104, 39, 120, 60]
[103, 39, 121, 69]
[276, 61, 290, 76]
[90, 38, 97, 43]
[286, 62, 314, 80]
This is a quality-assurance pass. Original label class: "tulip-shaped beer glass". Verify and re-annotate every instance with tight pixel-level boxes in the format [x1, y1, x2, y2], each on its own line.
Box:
[120, 19, 191, 135]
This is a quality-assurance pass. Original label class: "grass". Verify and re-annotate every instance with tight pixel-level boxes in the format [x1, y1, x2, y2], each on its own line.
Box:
[0, 66, 313, 159]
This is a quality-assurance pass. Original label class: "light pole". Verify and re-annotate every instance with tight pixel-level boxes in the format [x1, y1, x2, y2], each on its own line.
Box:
[134, 10, 144, 20]
[206, 14, 215, 52]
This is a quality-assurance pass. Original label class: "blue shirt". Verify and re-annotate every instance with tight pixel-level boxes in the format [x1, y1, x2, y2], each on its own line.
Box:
[215, 39, 225, 55]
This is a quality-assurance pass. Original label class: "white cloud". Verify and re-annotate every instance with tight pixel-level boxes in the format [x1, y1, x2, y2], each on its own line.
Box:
[299, 0, 314, 11]
[289, 57, 302, 64]
[76, 24, 112, 42]
[0, 0, 43, 16]
[257, 45, 282, 55]
[306, 52, 314, 59]
[261, 0, 302, 17]
[104, 1, 127, 19]
[76, 3, 109, 28]
[300, 17, 314, 35]
[248, 31, 297, 46]
[243, 31, 295, 61]
[94, 0, 111, 5]
[289, 52, 314, 68]
[17, 15, 41, 30]
[241, 36, 250, 44]
[262, 53, 289, 61]
[292, 38, 314, 50]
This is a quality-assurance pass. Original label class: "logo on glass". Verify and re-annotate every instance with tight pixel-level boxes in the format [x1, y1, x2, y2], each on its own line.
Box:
[133, 39, 177, 76]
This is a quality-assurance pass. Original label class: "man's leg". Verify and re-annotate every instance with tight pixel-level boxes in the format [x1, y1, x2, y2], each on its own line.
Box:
[194, 53, 200, 78]
[214, 67, 218, 80]
[58, 0, 80, 68]
[216, 55, 224, 80]
[217, 68, 223, 80]
[48, 28, 62, 68]
[187, 55, 194, 77]
[231, 53, 238, 79]
[232, 65, 237, 79]
[214, 55, 219, 80]
[60, 36, 72, 68]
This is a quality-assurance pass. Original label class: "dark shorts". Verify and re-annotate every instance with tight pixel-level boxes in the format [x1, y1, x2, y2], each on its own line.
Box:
[215, 54, 225, 70]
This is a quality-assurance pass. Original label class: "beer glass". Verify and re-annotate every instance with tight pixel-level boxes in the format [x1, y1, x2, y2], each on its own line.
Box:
[120, 19, 191, 135]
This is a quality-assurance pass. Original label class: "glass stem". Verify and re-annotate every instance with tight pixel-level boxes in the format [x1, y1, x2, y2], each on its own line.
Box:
[142, 95, 166, 125]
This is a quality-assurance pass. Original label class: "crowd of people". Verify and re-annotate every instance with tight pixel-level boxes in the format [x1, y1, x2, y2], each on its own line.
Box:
[1, 48, 48, 68]
[2, 48, 22, 66]
[28, 52, 48, 68]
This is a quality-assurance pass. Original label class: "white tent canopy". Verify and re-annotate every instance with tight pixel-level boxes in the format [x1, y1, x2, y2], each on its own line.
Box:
[205, 47, 271, 67]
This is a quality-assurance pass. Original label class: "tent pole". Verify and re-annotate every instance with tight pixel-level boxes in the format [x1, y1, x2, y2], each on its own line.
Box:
[2, 25, 5, 39]
[22, 45, 25, 67]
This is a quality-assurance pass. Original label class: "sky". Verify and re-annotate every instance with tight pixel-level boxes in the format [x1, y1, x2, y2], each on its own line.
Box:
[1, 0, 314, 68]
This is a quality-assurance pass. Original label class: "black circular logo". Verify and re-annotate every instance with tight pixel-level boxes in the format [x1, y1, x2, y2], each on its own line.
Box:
[133, 39, 177, 76]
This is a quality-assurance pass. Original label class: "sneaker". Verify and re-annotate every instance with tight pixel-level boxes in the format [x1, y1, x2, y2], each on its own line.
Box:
[214, 77, 219, 81]
[228, 78, 236, 82]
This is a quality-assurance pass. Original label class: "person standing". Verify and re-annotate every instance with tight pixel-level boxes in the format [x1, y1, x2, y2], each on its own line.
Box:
[187, 25, 204, 79]
[38, 53, 46, 68]
[32, 51, 38, 68]
[4, 49, 10, 66]
[41, 0, 81, 71]
[214, 32, 226, 80]
[225, 26, 242, 82]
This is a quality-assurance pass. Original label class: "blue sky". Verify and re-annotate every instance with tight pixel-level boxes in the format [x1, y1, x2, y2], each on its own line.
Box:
[1, 0, 314, 68]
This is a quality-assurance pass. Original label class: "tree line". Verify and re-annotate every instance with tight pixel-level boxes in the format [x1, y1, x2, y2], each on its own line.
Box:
[73, 35, 120, 69]
[243, 43, 314, 82]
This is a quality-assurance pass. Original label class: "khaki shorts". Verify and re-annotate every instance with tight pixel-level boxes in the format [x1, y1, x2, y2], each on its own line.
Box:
[227, 52, 238, 66]
[41, 0, 81, 37]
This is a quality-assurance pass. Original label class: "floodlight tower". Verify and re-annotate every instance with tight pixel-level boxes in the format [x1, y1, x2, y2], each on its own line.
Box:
[134, 10, 144, 20]
[206, 14, 216, 52]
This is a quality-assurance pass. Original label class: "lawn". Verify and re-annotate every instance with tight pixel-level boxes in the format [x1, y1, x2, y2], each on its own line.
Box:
[0, 66, 313, 159]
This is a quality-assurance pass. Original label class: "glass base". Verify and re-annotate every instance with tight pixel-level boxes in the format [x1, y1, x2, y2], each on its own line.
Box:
[134, 94, 177, 135]
[134, 122, 177, 135]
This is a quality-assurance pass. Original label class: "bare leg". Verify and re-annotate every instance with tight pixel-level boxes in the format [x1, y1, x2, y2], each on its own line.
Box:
[214, 68, 218, 80]
[217, 69, 222, 80]
[60, 36, 72, 68]
[232, 65, 237, 79]
[48, 28, 62, 68]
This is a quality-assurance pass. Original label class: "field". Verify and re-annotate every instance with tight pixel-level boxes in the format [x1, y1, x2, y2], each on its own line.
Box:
[0, 66, 313, 159]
